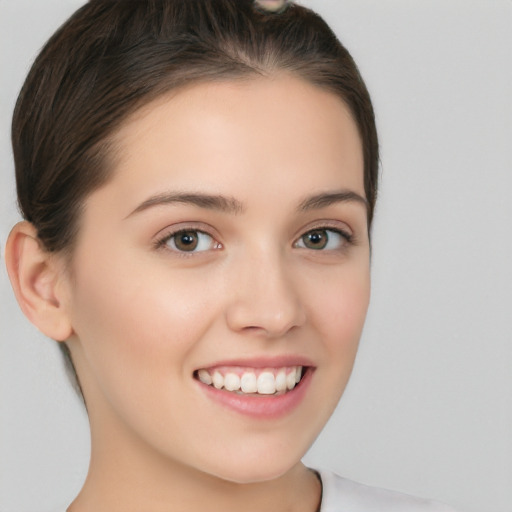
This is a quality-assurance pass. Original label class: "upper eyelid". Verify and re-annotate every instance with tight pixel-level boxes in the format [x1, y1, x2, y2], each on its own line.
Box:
[153, 225, 223, 256]
[293, 219, 354, 239]
[155, 231, 221, 260]
[154, 222, 220, 242]
[294, 227, 352, 244]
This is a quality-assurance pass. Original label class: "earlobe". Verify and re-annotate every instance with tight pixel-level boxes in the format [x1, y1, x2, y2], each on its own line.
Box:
[5, 221, 74, 341]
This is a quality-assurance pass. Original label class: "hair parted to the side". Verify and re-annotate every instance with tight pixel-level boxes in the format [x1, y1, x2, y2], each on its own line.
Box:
[12, 0, 379, 386]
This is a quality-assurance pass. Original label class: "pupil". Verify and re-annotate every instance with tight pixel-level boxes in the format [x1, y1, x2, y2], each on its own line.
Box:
[176, 231, 198, 251]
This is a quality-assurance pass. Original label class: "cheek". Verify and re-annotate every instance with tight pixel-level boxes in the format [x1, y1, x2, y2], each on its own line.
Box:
[293, 260, 370, 439]
[306, 260, 370, 359]
[67, 256, 229, 454]
[68, 253, 218, 390]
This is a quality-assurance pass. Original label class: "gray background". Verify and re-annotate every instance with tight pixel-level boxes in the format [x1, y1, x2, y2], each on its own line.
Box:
[1, 1, 510, 511]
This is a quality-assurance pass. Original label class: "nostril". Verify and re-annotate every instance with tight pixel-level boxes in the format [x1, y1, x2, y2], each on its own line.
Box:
[225, 301, 306, 338]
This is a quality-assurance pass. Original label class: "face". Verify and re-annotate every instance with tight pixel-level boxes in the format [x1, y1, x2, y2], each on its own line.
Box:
[64, 75, 370, 483]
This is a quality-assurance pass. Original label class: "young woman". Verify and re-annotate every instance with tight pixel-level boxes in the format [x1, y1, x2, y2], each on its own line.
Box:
[5, 1, 458, 510]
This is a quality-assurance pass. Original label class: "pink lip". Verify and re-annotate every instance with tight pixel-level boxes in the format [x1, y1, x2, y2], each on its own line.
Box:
[195, 366, 314, 419]
[196, 355, 314, 371]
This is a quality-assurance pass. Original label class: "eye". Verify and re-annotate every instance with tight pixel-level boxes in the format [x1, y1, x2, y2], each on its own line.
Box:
[160, 229, 220, 253]
[295, 228, 350, 251]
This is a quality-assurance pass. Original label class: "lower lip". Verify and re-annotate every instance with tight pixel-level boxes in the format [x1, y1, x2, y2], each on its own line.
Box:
[196, 368, 314, 419]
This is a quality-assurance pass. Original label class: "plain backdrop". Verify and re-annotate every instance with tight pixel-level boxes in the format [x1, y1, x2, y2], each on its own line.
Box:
[1, 1, 510, 512]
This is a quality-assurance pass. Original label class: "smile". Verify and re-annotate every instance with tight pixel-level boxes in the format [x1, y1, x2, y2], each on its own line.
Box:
[195, 366, 304, 395]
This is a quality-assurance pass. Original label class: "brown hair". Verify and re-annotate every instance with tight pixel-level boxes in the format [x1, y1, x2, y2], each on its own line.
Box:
[12, 0, 379, 385]
[13, 0, 378, 254]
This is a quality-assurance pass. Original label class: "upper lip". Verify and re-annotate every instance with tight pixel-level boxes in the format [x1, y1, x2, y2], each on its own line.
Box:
[195, 355, 314, 371]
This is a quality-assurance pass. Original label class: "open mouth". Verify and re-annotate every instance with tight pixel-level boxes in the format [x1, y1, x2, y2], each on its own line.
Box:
[194, 366, 307, 396]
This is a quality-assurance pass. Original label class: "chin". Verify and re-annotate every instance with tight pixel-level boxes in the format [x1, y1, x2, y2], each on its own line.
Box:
[209, 464, 296, 485]
[195, 445, 307, 485]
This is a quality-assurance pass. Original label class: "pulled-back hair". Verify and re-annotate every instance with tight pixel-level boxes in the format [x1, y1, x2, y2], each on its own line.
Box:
[12, 0, 378, 256]
[12, 0, 379, 395]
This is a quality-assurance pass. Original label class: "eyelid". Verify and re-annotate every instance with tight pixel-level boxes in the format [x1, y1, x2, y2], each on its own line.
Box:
[153, 222, 222, 252]
[294, 219, 354, 239]
[152, 219, 355, 253]
[293, 220, 355, 250]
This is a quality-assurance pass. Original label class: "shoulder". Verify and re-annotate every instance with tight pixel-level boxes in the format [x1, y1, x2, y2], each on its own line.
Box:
[318, 470, 460, 512]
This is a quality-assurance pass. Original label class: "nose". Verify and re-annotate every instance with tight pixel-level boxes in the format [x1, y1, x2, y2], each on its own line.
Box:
[225, 250, 306, 338]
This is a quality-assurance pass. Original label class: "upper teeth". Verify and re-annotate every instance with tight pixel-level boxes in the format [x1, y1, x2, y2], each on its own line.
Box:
[197, 366, 303, 395]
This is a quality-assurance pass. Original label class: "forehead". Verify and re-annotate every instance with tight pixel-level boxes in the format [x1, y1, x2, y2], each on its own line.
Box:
[91, 75, 365, 218]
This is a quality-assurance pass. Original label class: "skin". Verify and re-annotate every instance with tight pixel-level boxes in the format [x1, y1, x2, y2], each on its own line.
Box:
[255, 0, 288, 12]
[6, 75, 370, 512]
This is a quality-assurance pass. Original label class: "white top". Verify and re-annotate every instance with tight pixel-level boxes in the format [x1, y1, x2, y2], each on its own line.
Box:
[319, 470, 459, 512]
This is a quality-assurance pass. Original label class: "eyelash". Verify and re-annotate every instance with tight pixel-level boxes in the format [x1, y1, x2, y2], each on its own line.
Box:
[154, 228, 221, 255]
[154, 225, 354, 255]
[294, 226, 353, 252]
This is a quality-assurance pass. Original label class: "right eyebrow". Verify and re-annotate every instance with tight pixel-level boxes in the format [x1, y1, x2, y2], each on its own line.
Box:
[124, 191, 246, 219]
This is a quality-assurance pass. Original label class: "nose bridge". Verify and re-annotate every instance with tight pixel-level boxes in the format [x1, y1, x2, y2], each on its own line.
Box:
[225, 245, 306, 337]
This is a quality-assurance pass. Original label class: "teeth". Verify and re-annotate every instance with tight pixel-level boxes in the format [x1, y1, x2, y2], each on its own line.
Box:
[198, 369, 213, 385]
[257, 371, 276, 394]
[275, 369, 287, 392]
[224, 373, 241, 392]
[212, 371, 224, 389]
[197, 366, 304, 395]
[240, 372, 257, 393]
[286, 371, 296, 390]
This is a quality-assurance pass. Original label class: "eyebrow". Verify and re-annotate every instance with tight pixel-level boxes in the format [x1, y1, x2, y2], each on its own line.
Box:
[297, 190, 368, 212]
[126, 188, 367, 219]
[126, 191, 245, 218]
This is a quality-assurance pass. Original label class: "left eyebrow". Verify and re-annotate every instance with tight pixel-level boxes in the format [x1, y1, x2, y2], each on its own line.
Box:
[297, 190, 368, 212]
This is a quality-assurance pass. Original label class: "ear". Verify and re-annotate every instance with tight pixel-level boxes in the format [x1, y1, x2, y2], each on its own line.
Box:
[5, 221, 74, 341]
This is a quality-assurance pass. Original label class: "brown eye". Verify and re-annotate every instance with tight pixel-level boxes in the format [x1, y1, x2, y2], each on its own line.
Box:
[173, 231, 199, 251]
[302, 230, 328, 250]
[295, 228, 349, 251]
[164, 230, 217, 252]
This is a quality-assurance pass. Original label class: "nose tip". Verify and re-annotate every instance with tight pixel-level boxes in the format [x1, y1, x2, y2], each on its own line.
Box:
[232, 305, 305, 338]
[225, 262, 306, 338]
